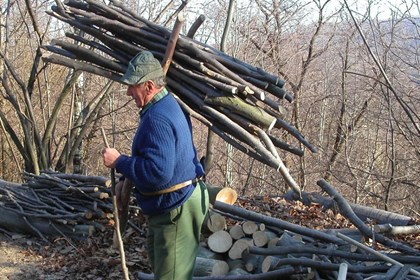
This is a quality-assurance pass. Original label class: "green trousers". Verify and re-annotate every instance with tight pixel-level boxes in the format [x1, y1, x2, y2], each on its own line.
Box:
[147, 181, 209, 280]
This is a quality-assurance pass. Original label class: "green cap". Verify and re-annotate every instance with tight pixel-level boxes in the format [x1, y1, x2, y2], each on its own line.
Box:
[120, 51, 164, 85]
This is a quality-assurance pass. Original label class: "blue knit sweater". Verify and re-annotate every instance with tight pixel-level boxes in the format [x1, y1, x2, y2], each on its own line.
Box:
[115, 92, 204, 215]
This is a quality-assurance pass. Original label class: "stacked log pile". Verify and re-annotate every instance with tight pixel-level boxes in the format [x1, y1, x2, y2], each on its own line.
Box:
[1, 173, 419, 278]
[0, 171, 114, 241]
[43, 0, 320, 195]
[138, 182, 420, 279]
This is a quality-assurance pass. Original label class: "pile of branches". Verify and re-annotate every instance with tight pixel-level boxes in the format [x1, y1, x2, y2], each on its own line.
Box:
[138, 180, 420, 279]
[43, 0, 318, 195]
[0, 171, 114, 242]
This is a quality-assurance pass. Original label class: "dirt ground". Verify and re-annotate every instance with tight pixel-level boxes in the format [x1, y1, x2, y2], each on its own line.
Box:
[0, 226, 150, 280]
[0, 233, 43, 280]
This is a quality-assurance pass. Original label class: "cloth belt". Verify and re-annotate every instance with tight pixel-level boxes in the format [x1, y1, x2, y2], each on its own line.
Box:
[140, 177, 203, 196]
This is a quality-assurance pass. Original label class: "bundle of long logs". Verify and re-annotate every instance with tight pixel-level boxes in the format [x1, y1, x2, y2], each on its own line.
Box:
[42, 0, 319, 195]
[0, 171, 113, 241]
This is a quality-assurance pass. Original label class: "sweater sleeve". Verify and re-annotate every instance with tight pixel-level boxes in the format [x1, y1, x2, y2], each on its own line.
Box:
[115, 114, 176, 192]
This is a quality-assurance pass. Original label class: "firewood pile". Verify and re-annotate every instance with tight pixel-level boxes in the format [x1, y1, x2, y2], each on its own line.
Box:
[139, 187, 420, 279]
[0, 171, 114, 242]
[42, 0, 319, 195]
[1, 173, 419, 279]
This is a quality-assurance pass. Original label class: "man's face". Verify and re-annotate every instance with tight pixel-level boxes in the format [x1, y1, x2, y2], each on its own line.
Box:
[127, 82, 148, 108]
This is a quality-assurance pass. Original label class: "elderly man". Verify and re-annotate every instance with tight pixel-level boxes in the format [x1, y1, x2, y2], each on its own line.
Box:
[102, 50, 209, 280]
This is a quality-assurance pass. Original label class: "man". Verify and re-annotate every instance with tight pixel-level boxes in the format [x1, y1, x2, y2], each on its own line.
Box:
[102, 50, 209, 280]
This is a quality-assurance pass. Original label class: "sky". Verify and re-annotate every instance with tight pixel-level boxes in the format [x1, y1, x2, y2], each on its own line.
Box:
[339, 0, 420, 20]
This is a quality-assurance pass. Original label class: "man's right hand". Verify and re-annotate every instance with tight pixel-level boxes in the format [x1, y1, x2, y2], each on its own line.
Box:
[102, 147, 121, 168]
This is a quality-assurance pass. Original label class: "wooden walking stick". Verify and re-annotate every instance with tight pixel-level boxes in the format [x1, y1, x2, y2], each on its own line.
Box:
[100, 127, 130, 280]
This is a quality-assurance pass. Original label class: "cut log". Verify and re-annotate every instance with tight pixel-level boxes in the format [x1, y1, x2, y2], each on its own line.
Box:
[242, 250, 264, 273]
[276, 231, 304, 247]
[337, 263, 348, 280]
[161, 15, 184, 75]
[194, 256, 229, 277]
[186, 14, 205, 39]
[0, 207, 94, 239]
[207, 230, 233, 253]
[228, 238, 251, 260]
[263, 230, 278, 242]
[284, 190, 413, 226]
[252, 230, 269, 247]
[261, 256, 283, 273]
[204, 95, 277, 131]
[317, 179, 420, 255]
[203, 210, 227, 233]
[374, 224, 420, 235]
[207, 184, 237, 205]
[90, 192, 110, 199]
[40, 171, 111, 187]
[229, 224, 245, 240]
[242, 221, 259, 235]
[267, 237, 279, 248]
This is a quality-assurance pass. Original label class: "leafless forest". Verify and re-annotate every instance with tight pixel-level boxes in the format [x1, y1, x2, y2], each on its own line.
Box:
[0, 0, 419, 219]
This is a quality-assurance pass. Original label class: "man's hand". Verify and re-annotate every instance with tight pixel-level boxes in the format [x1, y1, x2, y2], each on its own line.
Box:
[102, 147, 121, 168]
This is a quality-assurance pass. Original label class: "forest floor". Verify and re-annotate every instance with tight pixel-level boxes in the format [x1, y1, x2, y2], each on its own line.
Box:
[0, 197, 419, 280]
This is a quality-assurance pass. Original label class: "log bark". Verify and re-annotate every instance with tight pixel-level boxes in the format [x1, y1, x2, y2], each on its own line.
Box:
[197, 246, 224, 260]
[204, 95, 276, 131]
[227, 267, 250, 275]
[317, 179, 420, 255]
[161, 15, 184, 74]
[186, 14, 205, 39]
[0, 207, 94, 239]
[194, 256, 229, 277]
[242, 250, 263, 273]
[249, 244, 420, 264]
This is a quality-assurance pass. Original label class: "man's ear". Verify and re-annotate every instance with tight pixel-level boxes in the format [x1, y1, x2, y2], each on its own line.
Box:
[145, 80, 155, 93]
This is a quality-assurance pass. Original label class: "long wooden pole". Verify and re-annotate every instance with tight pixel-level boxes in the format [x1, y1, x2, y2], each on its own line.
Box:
[161, 14, 184, 75]
[100, 127, 130, 280]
